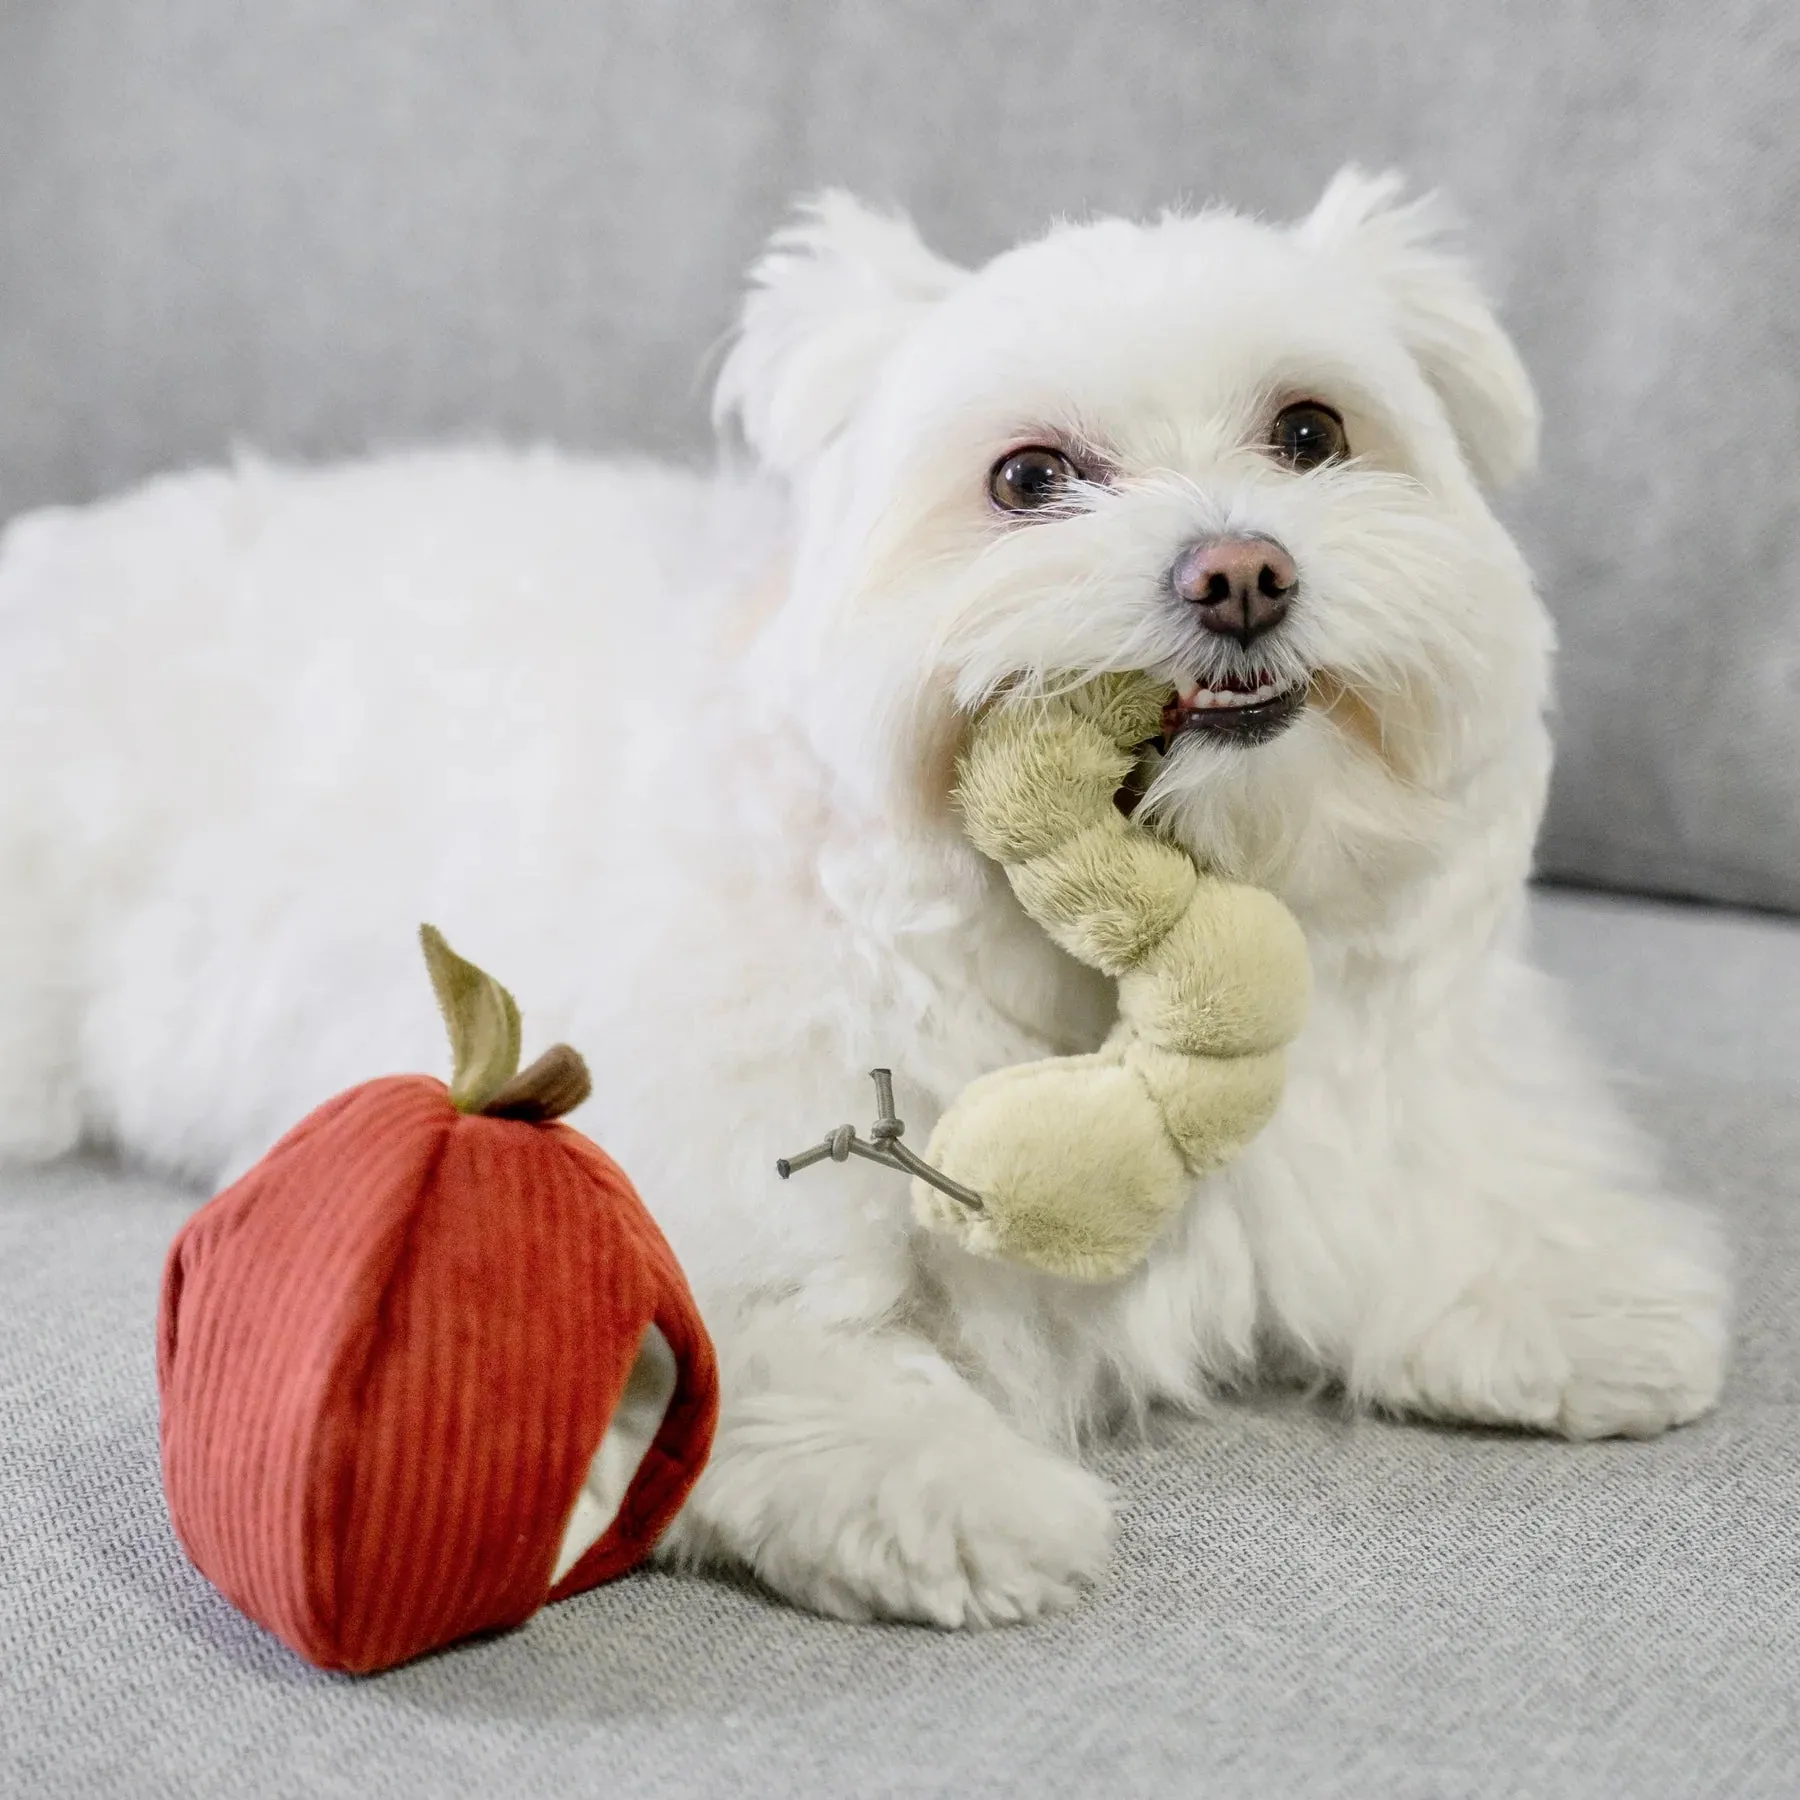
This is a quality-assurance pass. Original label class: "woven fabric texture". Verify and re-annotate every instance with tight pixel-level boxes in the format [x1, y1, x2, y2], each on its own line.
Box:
[157, 1073, 717, 1674]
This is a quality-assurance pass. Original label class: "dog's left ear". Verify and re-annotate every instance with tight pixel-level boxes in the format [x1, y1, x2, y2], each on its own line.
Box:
[1297, 168, 1539, 489]
[715, 192, 967, 478]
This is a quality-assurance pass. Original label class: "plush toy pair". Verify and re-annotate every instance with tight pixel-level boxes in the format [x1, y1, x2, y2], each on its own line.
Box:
[159, 671, 1306, 1672]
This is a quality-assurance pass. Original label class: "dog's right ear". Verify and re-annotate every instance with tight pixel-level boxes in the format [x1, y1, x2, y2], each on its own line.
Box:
[1297, 168, 1539, 491]
[715, 193, 965, 477]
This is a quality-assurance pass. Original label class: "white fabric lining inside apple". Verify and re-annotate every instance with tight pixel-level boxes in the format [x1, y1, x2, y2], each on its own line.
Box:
[550, 1322, 678, 1585]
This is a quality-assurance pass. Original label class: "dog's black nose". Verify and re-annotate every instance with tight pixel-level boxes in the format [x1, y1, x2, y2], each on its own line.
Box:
[1172, 535, 1297, 648]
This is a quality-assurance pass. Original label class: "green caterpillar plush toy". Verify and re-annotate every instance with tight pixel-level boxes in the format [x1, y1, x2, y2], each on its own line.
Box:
[780, 672, 1311, 1284]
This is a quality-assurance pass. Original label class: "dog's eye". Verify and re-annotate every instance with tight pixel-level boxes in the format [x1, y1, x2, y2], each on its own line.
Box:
[1269, 402, 1348, 470]
[990, 447, 1077, 512]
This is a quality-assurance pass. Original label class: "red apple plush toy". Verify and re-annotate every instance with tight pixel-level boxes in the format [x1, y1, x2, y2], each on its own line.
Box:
[157, 927, 717, 1674]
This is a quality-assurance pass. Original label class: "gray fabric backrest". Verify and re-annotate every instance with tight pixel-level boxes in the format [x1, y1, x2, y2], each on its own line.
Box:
[3, 1, 1795, 911]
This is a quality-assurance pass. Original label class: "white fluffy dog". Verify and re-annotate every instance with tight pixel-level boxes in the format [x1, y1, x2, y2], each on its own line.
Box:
[0, 170, 1729, 1627]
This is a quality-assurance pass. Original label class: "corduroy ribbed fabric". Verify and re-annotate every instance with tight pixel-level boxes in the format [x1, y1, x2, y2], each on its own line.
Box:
[156, 1074, 717, 1675]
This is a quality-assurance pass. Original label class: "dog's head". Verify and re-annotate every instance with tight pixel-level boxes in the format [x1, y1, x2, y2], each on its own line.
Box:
[719, 172, 1552, 918]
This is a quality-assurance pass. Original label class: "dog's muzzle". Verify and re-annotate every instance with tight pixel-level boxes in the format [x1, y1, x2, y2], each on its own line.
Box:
[1164, 533, 1307, 745]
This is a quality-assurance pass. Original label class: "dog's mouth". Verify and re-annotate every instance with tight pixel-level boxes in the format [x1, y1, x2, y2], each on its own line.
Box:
[1161, 673, 1308, 747]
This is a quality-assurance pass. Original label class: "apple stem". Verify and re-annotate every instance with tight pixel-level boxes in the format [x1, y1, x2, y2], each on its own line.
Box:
[481, 1044, 592, 1122]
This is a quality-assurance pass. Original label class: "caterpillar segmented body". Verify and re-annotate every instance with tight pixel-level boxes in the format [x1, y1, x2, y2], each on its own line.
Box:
[913, 673, 1311, 1281]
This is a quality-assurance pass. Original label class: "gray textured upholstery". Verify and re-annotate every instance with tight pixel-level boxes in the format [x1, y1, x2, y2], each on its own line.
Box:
[1531, 888, 1800, 1092]
[5, 892, 1799, 1799]
[1, 2, 1797, 910]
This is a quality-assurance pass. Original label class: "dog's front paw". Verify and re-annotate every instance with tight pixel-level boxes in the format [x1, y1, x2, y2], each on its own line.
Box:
[664, 1387, 1115, 1628]
[1549, 1277, 1729, 1439]
[1383, 1212, 1730, 1440]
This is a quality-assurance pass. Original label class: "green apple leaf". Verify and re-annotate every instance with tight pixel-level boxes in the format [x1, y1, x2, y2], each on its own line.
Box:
[419, 924, 523, 1114]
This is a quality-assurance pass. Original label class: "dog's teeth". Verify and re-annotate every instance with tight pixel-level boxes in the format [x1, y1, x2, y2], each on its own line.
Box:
[1180, 680, 1291, 712]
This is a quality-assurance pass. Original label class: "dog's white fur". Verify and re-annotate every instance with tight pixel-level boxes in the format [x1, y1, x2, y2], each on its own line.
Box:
[0, 171, 1729, 1627]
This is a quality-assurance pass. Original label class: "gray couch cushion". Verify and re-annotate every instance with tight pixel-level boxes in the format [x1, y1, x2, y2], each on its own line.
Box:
[1531, 887, 1800, 1093]
[1, 3, 1797, 913]
[6, 891, 1800, 1798]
